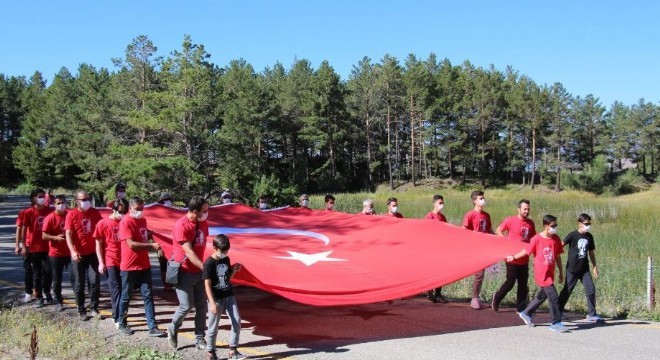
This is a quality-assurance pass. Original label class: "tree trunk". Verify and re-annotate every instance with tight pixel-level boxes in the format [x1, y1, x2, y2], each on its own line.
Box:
[387, 105, 393, 190]
[365, 112, 372, 189]
[530, 127, 537, 189]
[410, 94, 416, 186]
[554, 146, 561, 192]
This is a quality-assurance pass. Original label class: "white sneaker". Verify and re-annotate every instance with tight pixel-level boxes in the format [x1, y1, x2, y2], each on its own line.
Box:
[21, 293, 34, 303]
[586, 314, 603, 322]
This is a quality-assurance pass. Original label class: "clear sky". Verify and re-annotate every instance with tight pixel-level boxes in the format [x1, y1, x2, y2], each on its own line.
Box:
[2, 0, 658, 107]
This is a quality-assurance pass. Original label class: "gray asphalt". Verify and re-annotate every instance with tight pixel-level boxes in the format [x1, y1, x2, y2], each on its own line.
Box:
[1, 195, 658, 360]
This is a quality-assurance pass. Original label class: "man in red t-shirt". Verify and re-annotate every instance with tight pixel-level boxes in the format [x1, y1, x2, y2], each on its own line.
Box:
[65, 190, 103, 320]
[462, 190, 494, 310]
[43, 194, 74, 311]
[386, 197, 404, 218]
[22, 188, 54, 307]
[424, 194, 449, 303]
[16, 207, 35, 303]
[492, 199, 536, 312]
[94, 198, 128, 325]
[116, 197, 166, 337]
[507, 214, 567, 332]
[167, 196, 210, 350]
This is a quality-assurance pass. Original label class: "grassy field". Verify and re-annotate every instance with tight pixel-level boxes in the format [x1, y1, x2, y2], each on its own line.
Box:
[308, 183, 660, 320]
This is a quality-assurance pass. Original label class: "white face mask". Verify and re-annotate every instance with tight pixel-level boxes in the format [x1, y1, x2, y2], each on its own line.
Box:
[55, 203, 67, 212]
[391, 206, 399, 214]
[259, 203, 268, 210]
[198, 211, 208, 222]
[163, 200, 173, 207]
[113, 211, 124, 220]
[222, 198, 232, 205]
[548, 226, 558, 235]
[365, 207, 374, 214]
[219, 252, 227, 259]
[301, 199, 309, 207]
[130, 210, 143, 219]
[116, 192, 126, 199]
[36, 197, 46, 205]
[435, 204, 444, 212]
[477, 199, 486, 206]
[582, 225, 591, 232]
[79, 200, 91, 211]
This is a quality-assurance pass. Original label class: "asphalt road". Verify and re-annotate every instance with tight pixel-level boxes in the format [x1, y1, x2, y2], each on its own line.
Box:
[1, 195, 658, 360]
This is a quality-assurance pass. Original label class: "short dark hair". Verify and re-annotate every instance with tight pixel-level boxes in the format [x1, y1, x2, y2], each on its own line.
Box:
[112, 198, 129, 213]
[578, 213, 592, 223]
[470, 191, 484, 201]
[432, 194, 444, 202]
[128, 196, 144, 208]
[30, 188, 45, 200]
[325, 194, 335, 203]
[542, 214, 557, 226]
[54, 194, 66, 202]
[188, 196, 208, 212]
[387, 197, 398, 205]
[213, 234, 230, 252]
[518, 199, 530, 207]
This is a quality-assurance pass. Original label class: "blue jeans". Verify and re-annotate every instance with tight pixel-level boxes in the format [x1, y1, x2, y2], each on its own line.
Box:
[118, 269, 157, 330]
[169, 271, 207, 342]
[106, 266, 122, 323]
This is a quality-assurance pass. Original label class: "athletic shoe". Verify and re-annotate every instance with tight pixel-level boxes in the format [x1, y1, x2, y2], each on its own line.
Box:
[586, 314, 604, 322]
[22, 293, 34, 303]
[45, 296, 54, 305]
[517, 311, 534, 327]
[118, 323, 134, 336]
[167, 327, 177, 349]
[559, 311, 568, 321]
[491, 297, 499, 312]
[115, 321, 120, 329]
[549, 322, 569, 333]
[227, 350, 247, 360]
[90, 309, 101, 319]
[149, 328, 166, 337]
[35, 298, 45, 308]
[195, 339, 208, 350]
[426, 290, 437, 303]
[79, 313, 89, 321]
[207, 351, 218, 360]
[470, 298, 487, 310]
[436, 294, 449, 303]
[55, 303, 64, 312]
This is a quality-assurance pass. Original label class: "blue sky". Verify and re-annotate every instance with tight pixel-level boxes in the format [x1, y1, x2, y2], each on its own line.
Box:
[2, 0, 658, 107]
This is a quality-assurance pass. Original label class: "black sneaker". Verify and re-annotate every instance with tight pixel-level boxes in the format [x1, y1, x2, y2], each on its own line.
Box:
[426, 290, 437, 303]
[207, 351, 218, 360]
[55, 303, 64, 312]
[45, 296, 54, 305]
[35, 298, 45, 308]
[227, 350, 247, 360]
[195, 339, 208, 350]
[167, 327, 177, 349]
[149, 328, 166, 337]
[79, 313, 89, 321]
[118, 323, 134, 336]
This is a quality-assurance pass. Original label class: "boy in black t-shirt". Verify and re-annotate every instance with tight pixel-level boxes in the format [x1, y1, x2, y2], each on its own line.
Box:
[203, 235, 246, 360]
[558, 213, 603, 322]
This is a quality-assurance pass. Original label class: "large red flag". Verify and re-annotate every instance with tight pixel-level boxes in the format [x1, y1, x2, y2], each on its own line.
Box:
[123, 204, 522, 306]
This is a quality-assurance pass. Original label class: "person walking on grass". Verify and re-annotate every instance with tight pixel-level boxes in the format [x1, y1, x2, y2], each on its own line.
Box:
[461, 190, 493, 309]
[167, 196, 210, 350]
[558, 213, 603, 322]
[507, 214, 569, 333]
[203, 235, 246, 360]
[492, 199, 536, 312]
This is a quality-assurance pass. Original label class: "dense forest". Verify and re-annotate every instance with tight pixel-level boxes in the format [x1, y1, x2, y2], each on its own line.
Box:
[0, 35, 657, 203]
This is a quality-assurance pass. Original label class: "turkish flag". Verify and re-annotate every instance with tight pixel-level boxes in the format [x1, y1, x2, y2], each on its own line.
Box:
[109, 204, 522, 306]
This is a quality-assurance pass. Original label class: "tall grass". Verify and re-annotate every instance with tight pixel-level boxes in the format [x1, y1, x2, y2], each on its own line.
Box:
[311, 185, 659, 319]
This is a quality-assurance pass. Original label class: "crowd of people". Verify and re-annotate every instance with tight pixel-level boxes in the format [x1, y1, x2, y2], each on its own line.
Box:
[15, 185, 603, 359]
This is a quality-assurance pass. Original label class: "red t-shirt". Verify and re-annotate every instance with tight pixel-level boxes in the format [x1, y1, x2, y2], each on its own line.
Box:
[525, 233, 564, 287]
[42, 211, 70, 257]
[118, 216, 151, 271]
[22, 206, 54, 253]
[499, 216, 536, 265]
[93, 217, 122, 268]
[16, 208, 26, 227]
[462, 209, 492, 233]
[64, 208, 103, 256]
[172, 215, 209, 273]
[424, 211, 447, 222]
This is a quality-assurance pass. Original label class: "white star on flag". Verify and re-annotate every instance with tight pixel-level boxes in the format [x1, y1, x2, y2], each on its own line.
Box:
[275, 250, 347, 266]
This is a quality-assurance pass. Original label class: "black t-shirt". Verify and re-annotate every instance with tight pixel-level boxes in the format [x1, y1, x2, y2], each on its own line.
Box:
[202, 255, 234, 299]
[563, 230, 595, 274]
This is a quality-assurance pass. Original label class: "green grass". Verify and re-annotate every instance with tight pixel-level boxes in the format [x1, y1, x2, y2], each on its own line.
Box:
[310, 183, 660, 320]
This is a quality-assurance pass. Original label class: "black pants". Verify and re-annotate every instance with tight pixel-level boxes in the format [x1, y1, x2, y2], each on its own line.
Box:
[50, 256, 75, 305]
[29, 251, 52, 299]
[523, 284, 561, 325]
[23, 248, 34, 295]
[105, 266, 122, 322]
[558, 270, 597, 316]
[493, 263, 529, 312]
[72, 253, 100, 314]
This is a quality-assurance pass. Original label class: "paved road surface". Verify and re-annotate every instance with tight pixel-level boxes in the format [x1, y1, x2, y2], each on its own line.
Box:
[1, 195, 658, 359]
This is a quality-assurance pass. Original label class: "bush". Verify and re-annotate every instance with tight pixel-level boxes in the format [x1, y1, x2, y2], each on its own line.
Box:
[611, 169, 648, 195]
[251, 174, 298, 207]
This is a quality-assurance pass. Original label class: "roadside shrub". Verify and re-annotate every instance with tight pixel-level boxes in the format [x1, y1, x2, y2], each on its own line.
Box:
[611, 169, 648, 195]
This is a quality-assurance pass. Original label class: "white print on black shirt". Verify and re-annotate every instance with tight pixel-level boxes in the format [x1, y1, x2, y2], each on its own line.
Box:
[577, 238, 589, 258]
[215, 263, 230, 291]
